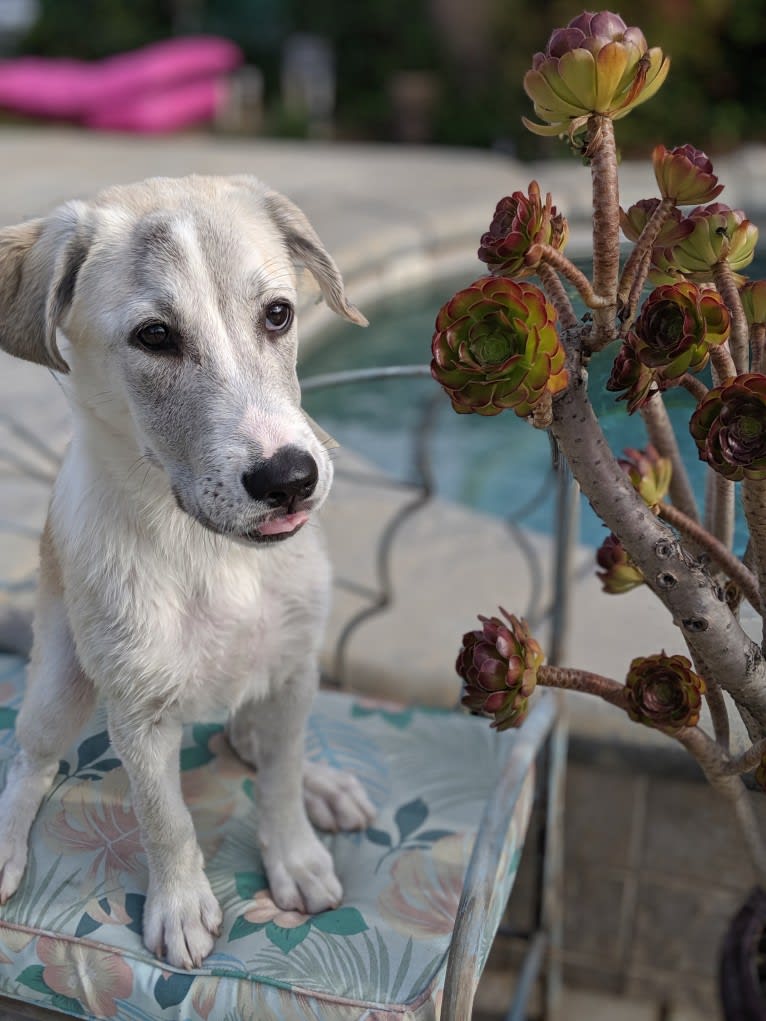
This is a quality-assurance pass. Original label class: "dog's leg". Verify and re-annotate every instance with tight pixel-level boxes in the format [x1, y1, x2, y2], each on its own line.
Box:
[228, 666, 364, 913]
[228, 704, 375, 834]
[0, 595, 95, 902]
[107, 709, 222, 969]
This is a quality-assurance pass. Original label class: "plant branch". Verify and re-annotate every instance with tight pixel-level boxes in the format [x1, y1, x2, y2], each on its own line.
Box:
[742, 478, 766, 650]
[678, 374, 709, 402]
[617, 196, 674, 308]
[538, 663, 629, 711]
[620, 247, 652, 336]
[528, 245, 610, 310]
[706, 351, 736, 550]
[713, 260, 750, 374]
[752, 324, 766, 374]
[658, 502, 761, 611]
[585, 115, 620, 351]
[550, 371, 766, 727]
[640, 396, 699, 522]
[536, 262, 579, 331]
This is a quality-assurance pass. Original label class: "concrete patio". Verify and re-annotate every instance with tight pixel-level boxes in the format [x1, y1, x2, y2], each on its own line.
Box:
[2, 127, 766, 1019]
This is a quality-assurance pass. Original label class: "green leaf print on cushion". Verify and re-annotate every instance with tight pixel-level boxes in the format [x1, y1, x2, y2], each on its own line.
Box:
[229, 891, 368, 953]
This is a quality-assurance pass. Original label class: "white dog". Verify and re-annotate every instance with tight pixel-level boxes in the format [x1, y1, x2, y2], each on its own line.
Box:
[0, 175, 375, 969]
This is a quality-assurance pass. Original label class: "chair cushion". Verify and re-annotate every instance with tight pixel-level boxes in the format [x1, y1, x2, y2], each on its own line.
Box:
[0, 654, 534, 1021]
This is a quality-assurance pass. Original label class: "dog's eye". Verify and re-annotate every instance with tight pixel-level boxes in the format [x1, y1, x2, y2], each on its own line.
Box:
[264, 302, 293, 333]
[133, 323, 178, 353]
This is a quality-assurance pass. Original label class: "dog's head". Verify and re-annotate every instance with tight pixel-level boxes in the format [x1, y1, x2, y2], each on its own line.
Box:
[0, 175, 366, 544]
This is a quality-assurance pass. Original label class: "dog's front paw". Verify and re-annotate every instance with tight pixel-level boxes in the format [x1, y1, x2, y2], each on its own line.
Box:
[303, 762, 376, 832]
[143, 874, 223, 969]
[261, 822, 343, 915]
[0, 831, 28, 904]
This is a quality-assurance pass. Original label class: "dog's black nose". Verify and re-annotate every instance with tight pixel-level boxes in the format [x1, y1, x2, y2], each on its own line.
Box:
[241, 447, 318, 508]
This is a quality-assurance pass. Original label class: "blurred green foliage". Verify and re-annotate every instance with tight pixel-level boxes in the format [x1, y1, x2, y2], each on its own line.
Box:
[17, 0, 766, 156]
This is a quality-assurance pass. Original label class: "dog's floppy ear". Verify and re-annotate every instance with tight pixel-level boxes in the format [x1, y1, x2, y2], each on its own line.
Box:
[0, 202, 93, 373]
[262, 188, 368, 328]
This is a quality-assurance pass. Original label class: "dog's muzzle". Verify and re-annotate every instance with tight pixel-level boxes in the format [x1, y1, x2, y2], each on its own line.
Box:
[241, 445, 318, 541]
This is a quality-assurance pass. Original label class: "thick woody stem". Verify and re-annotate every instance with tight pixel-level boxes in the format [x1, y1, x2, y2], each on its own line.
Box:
[586, 115, 620, 350]
[729, 735, 766, 775]
[536, 262, 579, 331]
[714, 260, 750, 374]
[529, 245, 610, 310]
[742, 478, 766, 650]
[538, 664, 630, 710]
[678, 374, 709, 403]
[641, 396, 699, 522]
[675, 727, 766, 880]
[617, 196, 675, 307]
[550, 372, 766, 729]
[710, 344, 737, 381]
[751, 324, 766, 374]
[658, 502, 761, 612]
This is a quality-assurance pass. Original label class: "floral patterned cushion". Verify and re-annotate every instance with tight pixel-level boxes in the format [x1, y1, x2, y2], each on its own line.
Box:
[0, 653, 535, 1021]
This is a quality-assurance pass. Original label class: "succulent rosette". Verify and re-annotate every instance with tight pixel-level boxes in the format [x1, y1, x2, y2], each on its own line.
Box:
[523, 10, 669, 137]
[478, 181, 568, 276]
[654, 204, 758, 282]
[629, 281, 731, 380]
[740, 280, 766, 327]
[690, 374, 766, 481]
[596, 534, 644, 593]
[431, 276, 568, 417]
[652, 145, 724, 205]
[606, 336, 670, 413]
[625, 653, 706, 731]
[457, 609, 544, 730]
[618, 445, 672, 511]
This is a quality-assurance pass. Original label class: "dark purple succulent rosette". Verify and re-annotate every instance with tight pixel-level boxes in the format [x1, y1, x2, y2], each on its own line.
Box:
[606, 337, 665, 413]
[625, 653, 706, 731]
[456, 608, 544, 731]
[595, 533, 644, 594]
[631, 281, 730, 379]
[430, 276, 567, 417]
[690, 374, 766, 481]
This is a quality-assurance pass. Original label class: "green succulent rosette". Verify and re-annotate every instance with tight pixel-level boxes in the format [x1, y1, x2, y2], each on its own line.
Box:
[457, 609, 544, 731]
[595, 533, 645, 594]
[625, 653, 706, 731]
[740, 280, 766, 327]
[690, 373, 766, 481]
[629, 281, 731, 379]
[523, 10, 669, 138]
[652, 204, 758, 283]
[652, 144, 723, 205]
[618, 445, 672, 511]
[431, 276, 568, 417]
[478, 181, 568, 277]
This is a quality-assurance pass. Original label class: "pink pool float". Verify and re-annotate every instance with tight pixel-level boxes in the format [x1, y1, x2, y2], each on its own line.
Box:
[0, 36, 243, 132]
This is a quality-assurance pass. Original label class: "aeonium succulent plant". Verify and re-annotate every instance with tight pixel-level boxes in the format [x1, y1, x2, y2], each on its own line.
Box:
[740, 280, 766, 327]
[652, 145, 724, 206]
[456, 609, 544, 730]
[618, 445, 672, 512]
[625, 653, 706, 731]
[523, 10, 669, 138]
[629, 281, 731, 378]
[595, 533, 645, 594]
[620, 198, 692, 247]
[477, 181, 568, 277]
[430, 276, 568, 417]
[690, 374, 766, 481]
[652, 204, 759, 283]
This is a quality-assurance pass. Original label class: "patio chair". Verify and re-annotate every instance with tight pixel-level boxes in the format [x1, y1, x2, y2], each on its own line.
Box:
[0, 369, 570, 1020]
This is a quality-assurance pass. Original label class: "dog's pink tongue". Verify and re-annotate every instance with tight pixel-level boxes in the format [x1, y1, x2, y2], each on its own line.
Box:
[256, 510, 309, 536]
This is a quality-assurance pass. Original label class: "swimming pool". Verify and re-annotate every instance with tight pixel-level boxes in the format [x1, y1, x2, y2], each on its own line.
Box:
[299, 270, 749, 550]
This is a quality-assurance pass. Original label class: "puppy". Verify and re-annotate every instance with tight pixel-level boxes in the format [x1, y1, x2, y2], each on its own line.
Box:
[0, 175, 375, 968]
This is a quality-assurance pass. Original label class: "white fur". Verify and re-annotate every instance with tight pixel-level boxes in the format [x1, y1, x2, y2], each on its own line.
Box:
[0, 175, 374, 969]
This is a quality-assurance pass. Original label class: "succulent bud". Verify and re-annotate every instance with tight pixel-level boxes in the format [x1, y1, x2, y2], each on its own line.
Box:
[457, 609, 544, 730]
[596, 534, 645, 593]
[618, 445, 672, 511]
[478, 181, 568, 277]
[740, 280, 766, 328]
[625, 653, 706, 731]
[652, 145, 724, 205]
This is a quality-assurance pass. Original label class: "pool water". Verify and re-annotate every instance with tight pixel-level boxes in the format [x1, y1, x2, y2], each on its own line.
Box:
[299, 270, 750, 550]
